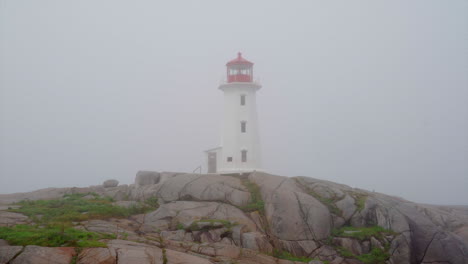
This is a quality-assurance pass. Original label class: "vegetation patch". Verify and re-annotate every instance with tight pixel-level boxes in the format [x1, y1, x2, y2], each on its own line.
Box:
[350, 193, 368, 212]
[2, 193, 159, 247]
[336, 246, 389, 264]
[356, 248, 390, 264]
[307, 190, 342, 216]
[332, 226, 396, 241]
[0, 224, 114, 247]
[239, 179, 265, 213]
[10, 193, 158, 224]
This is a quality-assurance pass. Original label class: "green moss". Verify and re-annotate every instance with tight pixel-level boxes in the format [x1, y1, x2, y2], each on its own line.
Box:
[357, 248, 390, 264]
[332, 226, 396, 241]
[162, 248, 168, 264]
[0, 224, 113, 247]
[336, 247, 355, 258]
[336, 246, 390, 264]
[176, 223, 185, 230]
[308, 191, 342, 216]
[145, 196, 159, 208]
[239, 180, 265, 213]
[293, 178, 342, 216]
[353, 193, 368, 212]
[272, 250, 313, 263]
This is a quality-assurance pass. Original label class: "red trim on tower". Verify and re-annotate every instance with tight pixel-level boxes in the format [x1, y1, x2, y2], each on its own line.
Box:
[226, 52, 253, 66]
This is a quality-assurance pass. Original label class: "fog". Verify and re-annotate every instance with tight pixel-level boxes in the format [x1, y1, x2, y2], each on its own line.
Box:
[1, 0, 467, 205]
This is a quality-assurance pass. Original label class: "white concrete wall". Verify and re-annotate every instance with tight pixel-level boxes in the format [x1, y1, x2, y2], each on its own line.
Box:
[217, 82, 262, 173]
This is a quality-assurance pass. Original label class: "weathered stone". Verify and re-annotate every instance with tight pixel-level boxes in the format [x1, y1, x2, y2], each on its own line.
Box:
[107, 239, 163, 263]
[103, 179, 119, 188]
[232, 225, 247, 246]
[0, 246, 23, 263]
[220, 237, 234, 245]
[329, 257, 344, 264]
[333, 237, 363, 255]
[308, 260, 324, 264]
[77, 248, 115, 264]
[165, 248, 213, 264]
[370, 236, 383, 250]
[211, 243, 241, 258]
[141, 201, 256, 233]
[195, 221, 225, 229]
[11, 246, 75, 264]
[361, 240, 370, 254]
[156, 173, 251, 207]
[241, 232, 273, 253]
[161, 230, 187, 241]
[279, 240, 319, 257]
[0, 211, 29, 226]
[250, 172, 332, 241]
[208, 228, 229, 242]
[0, 239, 10, 246]
[135, 171, 160, 187]
[336, 194, 356, 221]
[309, 245, 338, 261]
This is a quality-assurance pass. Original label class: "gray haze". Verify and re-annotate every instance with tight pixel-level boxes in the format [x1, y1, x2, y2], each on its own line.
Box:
[1, 1, 467, 205]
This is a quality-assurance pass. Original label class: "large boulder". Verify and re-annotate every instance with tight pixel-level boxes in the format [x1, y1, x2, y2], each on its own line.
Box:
[141, 201, 257, 233]
[155, 173, 251, 207]
[0, 211, 30, 226]
[103, 179, 119, 188]
[135, 171, 160, 187]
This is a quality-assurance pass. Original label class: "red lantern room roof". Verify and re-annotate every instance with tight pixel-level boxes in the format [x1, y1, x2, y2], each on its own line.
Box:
[226, 52, 253, 66]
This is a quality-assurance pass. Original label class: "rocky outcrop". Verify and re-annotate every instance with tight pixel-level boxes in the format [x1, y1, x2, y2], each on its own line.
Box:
[0, 171, 467, 264]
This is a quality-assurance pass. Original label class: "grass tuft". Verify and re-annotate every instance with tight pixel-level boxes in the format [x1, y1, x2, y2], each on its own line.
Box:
[239, 180, 265, 213]
[332, 226, 396, 241]
[272, 250, 315, 263]
[357, 248, 390, 264]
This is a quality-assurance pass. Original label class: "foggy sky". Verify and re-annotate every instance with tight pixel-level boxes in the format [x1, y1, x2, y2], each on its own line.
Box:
[1, 0, 467, 205]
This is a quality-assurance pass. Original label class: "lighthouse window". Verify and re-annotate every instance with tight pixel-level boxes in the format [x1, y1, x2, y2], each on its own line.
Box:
[240, 95, 246, 105]
[227, 157, 233, 162]
[241, 121, 246, 133]
[241, 150, 247, 162]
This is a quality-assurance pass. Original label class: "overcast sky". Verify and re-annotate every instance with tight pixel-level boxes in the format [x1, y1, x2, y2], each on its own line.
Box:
[1, 0, 467, 205]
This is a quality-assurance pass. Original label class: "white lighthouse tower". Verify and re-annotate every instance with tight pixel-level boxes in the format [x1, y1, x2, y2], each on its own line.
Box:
[205, 53, 262, 174]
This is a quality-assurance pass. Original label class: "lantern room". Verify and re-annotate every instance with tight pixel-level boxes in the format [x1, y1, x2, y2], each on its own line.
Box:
[226, 52, 253, 83]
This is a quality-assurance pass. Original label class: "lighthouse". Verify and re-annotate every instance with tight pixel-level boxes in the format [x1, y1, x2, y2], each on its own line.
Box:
[205, 53, 262, 174]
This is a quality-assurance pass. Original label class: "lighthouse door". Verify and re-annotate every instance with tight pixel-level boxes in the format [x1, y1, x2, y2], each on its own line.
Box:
[207, 153, 217, 173]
